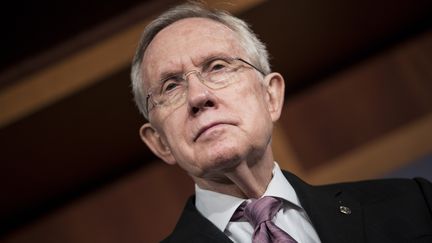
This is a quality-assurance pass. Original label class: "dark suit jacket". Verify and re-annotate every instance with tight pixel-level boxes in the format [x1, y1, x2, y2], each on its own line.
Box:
[161, 171, 432, 243]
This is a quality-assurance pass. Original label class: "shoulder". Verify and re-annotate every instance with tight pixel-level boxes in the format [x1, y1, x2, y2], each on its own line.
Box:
[322, 177, 432, 210]
[334, 178, 432, 240]
[285, 171, 432, 241]
[283, 170, 431, 208]
[328, 177, 430, 197]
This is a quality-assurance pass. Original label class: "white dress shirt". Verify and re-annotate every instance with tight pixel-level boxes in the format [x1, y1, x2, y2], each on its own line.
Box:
[195, 162, 321, 243]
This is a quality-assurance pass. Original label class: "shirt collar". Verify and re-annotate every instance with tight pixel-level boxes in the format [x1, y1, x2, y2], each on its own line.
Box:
[195, 162, 302, 232]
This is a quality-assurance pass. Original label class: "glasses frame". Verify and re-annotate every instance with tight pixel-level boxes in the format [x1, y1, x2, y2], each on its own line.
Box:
[145, 57, 265, 116]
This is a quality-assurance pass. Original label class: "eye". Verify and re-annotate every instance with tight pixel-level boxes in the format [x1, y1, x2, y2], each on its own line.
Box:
[160, 76, 183, 94]
[208, 59, 231, 72]
[163, 82, 178, 91]
[211, 63, 226, 71]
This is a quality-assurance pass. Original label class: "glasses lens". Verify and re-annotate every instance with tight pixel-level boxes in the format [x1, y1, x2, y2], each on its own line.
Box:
[203, 58, 242, 89]
[147, 57, 259, 113]
[152, 80, 185, 106]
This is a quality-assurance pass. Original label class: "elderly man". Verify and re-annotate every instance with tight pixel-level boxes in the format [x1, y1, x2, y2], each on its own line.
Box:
[130, 2, 432, 243]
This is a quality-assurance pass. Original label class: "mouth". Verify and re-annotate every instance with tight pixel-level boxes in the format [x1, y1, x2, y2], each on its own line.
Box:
[194, 122, 233, 142]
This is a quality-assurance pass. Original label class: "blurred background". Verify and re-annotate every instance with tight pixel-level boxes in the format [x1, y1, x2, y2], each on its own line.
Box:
[1, 0, 431, 242]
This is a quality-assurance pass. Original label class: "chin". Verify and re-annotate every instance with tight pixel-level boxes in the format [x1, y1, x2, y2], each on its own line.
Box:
[196, 146, 244, 176]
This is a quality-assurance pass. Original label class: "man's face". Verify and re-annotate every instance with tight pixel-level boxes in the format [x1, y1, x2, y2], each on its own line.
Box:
[140, 18, 280, 180]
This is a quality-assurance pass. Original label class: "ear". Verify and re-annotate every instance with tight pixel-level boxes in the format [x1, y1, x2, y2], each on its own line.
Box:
[139, 123, 176, 165]
[263, 72, 285, 122]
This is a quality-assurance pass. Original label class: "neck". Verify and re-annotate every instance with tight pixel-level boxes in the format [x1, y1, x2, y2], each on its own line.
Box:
[194, 146, 275, 199]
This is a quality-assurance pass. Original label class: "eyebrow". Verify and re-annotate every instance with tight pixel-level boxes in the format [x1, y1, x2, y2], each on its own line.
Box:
[201, 53, 232, 64]
[158, 71, 183, 84]
[156, 53, 233, 83]
[200, 54, 233, 70]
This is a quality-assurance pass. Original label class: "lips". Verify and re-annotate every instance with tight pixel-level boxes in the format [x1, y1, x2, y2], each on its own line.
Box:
[193, 121, 234, 142]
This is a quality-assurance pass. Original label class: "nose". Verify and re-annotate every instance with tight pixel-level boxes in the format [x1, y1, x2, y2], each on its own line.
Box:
[185, 72, 216, 115]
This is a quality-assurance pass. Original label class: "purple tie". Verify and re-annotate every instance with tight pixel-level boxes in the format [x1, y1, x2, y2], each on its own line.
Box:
[232, 196, 298, 243]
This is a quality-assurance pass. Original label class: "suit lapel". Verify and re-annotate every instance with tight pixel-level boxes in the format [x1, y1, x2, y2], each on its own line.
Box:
[283, 171, 366, 243]
[164, 196, 232, 243]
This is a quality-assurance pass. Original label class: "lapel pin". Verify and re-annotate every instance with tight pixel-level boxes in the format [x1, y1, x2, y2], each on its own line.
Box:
[339, 205, 351, 215]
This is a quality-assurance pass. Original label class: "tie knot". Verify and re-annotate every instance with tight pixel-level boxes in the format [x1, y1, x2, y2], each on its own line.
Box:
[236, 196, 282, 227]
[231, 196, 298, 243]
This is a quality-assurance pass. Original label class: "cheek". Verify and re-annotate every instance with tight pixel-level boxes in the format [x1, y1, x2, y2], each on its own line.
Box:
[150, 115, 178, 145]
[159, 118, 191, 154]
[231, 81, 269, 114]
[160, 123, 181, 144]
[238, 82, 273, 129]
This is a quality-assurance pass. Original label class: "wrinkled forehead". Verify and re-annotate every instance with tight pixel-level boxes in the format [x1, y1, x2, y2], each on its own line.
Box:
[140, 17, 247, 89]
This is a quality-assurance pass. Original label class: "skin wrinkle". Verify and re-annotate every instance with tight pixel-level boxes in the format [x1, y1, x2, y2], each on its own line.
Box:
[139, 17, 285, 199]
[142, 19, 242, 93]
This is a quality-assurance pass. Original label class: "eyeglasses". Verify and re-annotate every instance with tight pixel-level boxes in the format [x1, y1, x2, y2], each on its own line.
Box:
[145, 57, 265, 115]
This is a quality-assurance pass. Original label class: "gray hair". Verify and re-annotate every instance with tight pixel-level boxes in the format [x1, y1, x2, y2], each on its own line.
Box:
[131, 2, 271, 119]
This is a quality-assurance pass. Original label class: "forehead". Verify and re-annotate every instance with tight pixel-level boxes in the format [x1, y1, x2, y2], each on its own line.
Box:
[141, 18, 246, 86]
